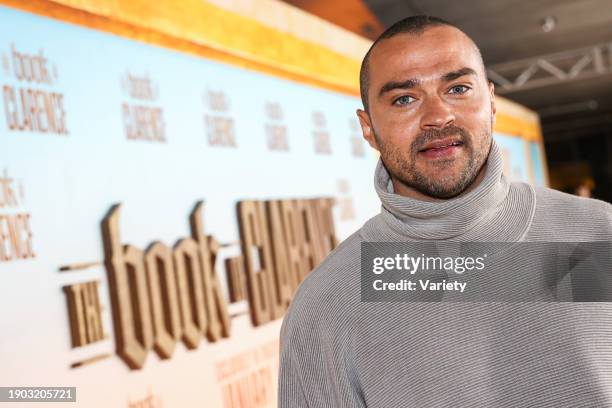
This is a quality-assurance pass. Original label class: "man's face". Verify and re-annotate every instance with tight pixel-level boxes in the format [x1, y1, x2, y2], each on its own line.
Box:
[357, 26, 496, 200]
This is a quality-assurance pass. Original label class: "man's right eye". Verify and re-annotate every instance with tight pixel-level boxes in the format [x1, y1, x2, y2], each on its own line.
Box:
[393, 95, 415, 105]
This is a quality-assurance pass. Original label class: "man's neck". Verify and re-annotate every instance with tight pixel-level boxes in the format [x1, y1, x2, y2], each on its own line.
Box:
[391, 163, 488, 203]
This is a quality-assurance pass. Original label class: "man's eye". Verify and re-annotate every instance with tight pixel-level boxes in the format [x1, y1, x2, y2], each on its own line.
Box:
[393, 95, 415, 105]
[448, 85, 470, 94]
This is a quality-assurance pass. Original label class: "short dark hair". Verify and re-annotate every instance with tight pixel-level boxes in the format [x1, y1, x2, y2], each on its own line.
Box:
[359, 16, 473, 112]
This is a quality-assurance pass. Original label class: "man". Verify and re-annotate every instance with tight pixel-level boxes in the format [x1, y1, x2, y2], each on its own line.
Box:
[279, 16, 612, 407]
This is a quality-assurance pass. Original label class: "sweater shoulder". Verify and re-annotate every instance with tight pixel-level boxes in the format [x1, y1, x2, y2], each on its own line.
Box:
[533, 185, 611, 217]
[526, 185, 612, 240]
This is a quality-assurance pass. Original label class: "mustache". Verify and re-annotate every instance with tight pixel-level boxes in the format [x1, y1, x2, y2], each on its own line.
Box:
[412, 125, 471, 152]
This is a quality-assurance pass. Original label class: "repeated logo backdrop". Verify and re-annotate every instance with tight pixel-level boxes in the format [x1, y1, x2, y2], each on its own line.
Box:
[0, 6, 546, 408]
[0, 6, 379, 408]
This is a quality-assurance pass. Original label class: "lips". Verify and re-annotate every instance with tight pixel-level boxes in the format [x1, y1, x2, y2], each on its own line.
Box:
[419, 138, 464, 152]
[417, 137, 464, 160]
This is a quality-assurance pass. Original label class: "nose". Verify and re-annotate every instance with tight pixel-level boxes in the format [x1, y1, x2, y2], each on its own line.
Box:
[419, 96, 455, 130]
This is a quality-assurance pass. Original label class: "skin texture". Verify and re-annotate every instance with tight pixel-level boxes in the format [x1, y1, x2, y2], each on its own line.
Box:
[357, 25, 496, 202]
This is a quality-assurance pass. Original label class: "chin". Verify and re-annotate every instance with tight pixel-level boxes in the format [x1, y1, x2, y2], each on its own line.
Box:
[421, 170, 475, 197]
[430, 185, 468, 199]
[421, 163, 465, 181]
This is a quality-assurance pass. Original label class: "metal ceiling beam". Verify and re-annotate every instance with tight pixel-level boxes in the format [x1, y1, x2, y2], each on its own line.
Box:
[488, 43, 612, 94]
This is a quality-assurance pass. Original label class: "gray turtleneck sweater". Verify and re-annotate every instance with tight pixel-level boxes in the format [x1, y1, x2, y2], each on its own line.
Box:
[278, 140, 612, 407]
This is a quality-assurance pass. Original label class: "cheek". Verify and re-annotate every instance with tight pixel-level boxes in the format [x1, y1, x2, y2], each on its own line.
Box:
[457, 101, 492, 138]
[467, 96, 492, 124]
[375, 109, 420, 146]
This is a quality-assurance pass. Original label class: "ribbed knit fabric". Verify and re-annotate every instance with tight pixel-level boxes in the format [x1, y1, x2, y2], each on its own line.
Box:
[278, 139, 612, 407]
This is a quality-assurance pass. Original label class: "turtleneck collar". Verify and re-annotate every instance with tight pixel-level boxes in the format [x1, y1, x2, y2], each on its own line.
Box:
[361, 138, 536, 241]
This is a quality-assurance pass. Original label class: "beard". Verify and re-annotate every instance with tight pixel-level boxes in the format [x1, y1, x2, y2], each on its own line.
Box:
[375, 124, 491, 199]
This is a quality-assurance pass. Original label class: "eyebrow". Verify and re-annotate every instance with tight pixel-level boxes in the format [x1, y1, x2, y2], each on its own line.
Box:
[441, 67, 477, 82]
[378, 67, 478, 98]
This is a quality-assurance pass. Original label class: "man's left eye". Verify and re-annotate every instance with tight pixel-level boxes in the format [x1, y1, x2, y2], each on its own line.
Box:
[449, 85, 469, 94]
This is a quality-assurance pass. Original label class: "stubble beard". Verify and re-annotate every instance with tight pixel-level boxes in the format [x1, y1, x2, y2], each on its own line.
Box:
[376, 124, 492, 199]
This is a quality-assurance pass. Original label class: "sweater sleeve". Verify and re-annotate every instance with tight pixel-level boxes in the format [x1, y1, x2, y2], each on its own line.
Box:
[278, 305, 325, 408]
[278, 321, 310, 408]
[277, 292, 366, 408]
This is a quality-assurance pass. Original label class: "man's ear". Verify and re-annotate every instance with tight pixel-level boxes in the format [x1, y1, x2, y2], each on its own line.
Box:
[356, 109, 380, 151]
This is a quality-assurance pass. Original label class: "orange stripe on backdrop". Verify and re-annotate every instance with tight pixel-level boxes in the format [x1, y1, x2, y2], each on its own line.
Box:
[495, 113, 532, 139]
[494, 98, 543, 143]
[1, 0, 362, 96]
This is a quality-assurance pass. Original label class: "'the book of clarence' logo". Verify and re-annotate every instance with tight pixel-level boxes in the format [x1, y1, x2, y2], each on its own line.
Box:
[203, 89, 236, 147]
[60, 197, 337, 371]
[349, 118, 365, 157]
[312, 111, 331, 154]
[120, 71, 165, 143]
[264, 102, 288, 151]
[0, 168, 35, 262]
[2, 44, 68, 135]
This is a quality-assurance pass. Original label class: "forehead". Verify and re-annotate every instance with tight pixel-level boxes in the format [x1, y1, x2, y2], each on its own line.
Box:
[369, 26, 483, 85]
